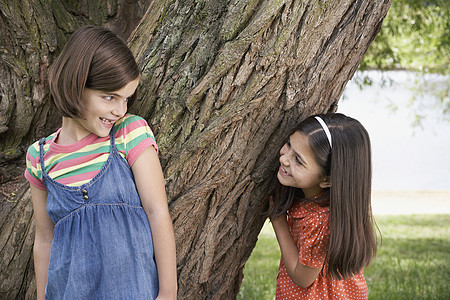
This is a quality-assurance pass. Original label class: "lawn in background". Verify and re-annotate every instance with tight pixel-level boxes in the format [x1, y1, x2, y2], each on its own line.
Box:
[238, 215, 450, 300]
[237, 221, 279, 299]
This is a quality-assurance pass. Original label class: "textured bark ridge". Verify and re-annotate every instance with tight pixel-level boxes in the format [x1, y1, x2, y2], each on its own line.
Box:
[128, 1, 391, 298]
[0, 0, 391, 299]
[0, 1, 151, 298]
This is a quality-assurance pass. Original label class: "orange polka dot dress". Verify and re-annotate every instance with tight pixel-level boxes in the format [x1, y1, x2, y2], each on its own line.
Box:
[276, 199, 368, 299]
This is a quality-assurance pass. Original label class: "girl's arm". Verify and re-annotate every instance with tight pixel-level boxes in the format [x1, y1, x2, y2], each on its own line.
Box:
[131, 146, 177, 299]
[30, 184, 54, 300]
[271, 213, 321, 288]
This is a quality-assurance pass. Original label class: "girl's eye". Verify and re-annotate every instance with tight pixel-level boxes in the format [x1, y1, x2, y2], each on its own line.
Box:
[104, 96, 113, 101]
[295, 156, 303, 165]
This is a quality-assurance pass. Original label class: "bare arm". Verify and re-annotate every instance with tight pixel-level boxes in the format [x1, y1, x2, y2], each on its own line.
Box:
[30, 184, 54, 300]
[270, 213, 321, 288]
[131, 146, 177, 299]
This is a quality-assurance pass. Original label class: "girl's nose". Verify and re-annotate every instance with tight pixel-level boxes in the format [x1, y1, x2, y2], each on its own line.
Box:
[279, 152, 289, 166]
[280, 143, 288, 156]
[112, 101, 127, 117]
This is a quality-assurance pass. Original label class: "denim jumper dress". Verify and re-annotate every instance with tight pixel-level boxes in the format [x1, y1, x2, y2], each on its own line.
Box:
[39, 126, 159, 299]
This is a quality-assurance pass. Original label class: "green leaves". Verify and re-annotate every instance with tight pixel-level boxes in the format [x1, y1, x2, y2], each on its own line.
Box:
[361, 0, 449, 74]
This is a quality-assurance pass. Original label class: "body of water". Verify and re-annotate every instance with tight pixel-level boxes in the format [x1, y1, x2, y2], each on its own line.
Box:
[337, 71, 450, 191]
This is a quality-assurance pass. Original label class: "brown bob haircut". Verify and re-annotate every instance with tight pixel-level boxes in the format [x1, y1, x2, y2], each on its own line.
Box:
[270, 113, 377, 280]
[49, 25, 140, 118]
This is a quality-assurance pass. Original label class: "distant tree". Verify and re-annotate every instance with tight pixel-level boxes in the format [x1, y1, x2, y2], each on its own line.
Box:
[361, 0, 449, 74]
[352, 0, 449, 127]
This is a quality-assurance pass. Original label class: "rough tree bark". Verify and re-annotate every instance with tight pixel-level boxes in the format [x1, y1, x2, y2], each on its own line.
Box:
[0, 1, 152, 298]
[0, 0, 391, 299]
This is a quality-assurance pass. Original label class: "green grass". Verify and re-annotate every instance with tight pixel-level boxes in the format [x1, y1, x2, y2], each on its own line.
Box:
[238, 215, 450, 300]
[238, 221, 280, 299]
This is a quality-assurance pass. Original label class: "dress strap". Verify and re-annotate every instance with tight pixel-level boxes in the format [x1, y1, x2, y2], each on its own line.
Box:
[109, 125, 117, 154]
[38, 138, 47, 172]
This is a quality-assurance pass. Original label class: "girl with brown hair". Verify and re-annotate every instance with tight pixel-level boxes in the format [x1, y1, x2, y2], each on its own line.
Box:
[25, 26, 176, 299]
[269, 113, 377, 299]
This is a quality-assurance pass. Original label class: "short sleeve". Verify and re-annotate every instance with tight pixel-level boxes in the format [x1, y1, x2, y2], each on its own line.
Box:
[24, 142, 46, 190]
[296, 213, 329, 269]
[114, 114, 158, 166]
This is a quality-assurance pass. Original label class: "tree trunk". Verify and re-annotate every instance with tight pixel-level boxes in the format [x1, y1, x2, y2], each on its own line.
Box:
[0, 1, 151, 298]
[0, 0, 391, 299]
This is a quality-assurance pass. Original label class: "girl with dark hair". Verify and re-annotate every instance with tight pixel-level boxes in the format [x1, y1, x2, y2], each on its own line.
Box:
[269, 113, 377, 299]
[25, 26, 176, 299]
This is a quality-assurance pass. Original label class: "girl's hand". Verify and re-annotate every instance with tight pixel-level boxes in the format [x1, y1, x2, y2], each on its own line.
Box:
[270, 212, 287, 226]
[268, 195, 275, 212]
[155, 293, 177, 300]
[268, 196, 287, 224]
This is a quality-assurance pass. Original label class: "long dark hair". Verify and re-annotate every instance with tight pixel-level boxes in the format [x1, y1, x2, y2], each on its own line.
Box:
[270, 113, 377, 280]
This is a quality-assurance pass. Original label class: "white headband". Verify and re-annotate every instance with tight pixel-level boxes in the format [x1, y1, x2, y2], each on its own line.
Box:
[315, 116, 332, 148]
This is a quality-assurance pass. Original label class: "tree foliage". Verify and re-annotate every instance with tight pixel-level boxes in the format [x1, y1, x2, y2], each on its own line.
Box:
[352, 0, 449, 128]
[361, 0, 449, 74]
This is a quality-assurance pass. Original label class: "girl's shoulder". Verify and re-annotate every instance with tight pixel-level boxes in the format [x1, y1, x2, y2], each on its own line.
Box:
[26, 130, 59, 158]
[114, 114, 156, 143]
[25, 130, 60, 190]
[113, 114, 158, 164]
[114, 114, 149, 130]
[289, 199, 329, 219]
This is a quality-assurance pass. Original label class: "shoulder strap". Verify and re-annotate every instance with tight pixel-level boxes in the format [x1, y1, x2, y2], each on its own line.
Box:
[38, 138, 47, 171]
[109, 125, 117, 153]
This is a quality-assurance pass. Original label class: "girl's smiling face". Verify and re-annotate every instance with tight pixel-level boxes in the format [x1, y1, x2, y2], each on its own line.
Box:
[277, 131, 330, 198]
[70, 77, 140, 140]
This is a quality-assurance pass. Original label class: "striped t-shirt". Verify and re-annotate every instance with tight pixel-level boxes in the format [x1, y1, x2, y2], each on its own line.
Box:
[25, 114, 157, 190]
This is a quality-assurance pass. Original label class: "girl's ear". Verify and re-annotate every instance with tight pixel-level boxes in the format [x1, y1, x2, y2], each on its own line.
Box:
[319, 176, 331, 188]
